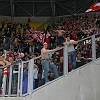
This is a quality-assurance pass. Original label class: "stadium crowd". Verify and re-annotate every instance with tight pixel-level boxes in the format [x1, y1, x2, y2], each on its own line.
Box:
[0, 14, 100, 94]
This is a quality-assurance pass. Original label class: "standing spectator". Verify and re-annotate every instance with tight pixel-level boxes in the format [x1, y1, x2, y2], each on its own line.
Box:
[25, 36, 34, 55]
[12, 35, 19, 52]
[3, 28, 11, 50]
[18, 34, 25, 52]
[33, 64, 39, 89]
[36, 59, 45, 86]
[41, 42, 59, 83]
[49, 32, 56, 49]
[1, 21, 5, 29]
[54, 26, 66, 45]
[22, 63, 35, 94]
[22, 63, 28, 94]
[63, 35, 78, 70]
[0, 50, 12, 67]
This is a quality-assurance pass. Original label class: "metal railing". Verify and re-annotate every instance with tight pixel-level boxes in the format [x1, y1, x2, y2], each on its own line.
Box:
[0, 33, 100, 97]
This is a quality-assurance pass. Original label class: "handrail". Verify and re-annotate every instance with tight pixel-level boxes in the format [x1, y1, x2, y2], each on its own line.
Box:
[28, 33, 100, 61]
[0, 33, 100, 97]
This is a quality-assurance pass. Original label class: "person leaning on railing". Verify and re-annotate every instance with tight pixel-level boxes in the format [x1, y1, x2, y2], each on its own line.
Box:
[63, 34, 78, 70]
[41, 42, 59, 83]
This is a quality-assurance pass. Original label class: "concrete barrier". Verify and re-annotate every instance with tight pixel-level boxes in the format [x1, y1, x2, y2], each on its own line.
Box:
[1, 59, 100, 100]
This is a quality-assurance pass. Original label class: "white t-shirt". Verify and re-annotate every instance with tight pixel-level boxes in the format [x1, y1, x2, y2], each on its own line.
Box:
[67, 40, 75, 52]
[33, 68, 38, 79]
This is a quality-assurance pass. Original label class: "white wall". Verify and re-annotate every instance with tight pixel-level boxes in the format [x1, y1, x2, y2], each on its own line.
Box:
[1, 58, 100, 100]
[25, 59, 100, 100]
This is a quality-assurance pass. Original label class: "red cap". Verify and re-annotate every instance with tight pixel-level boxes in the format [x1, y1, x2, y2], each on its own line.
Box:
[43, 42, 48, 46]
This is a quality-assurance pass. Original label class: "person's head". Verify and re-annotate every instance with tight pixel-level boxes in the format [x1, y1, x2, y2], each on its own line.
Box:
[24, 55, 30, 61]
[60, 57, 63, 62]
[66, 34, 70, 41]
[23, 63, 28, 69]
[43, 42, 48, 48]
[37, 59, 41, 64]
[58, 26, 62, 30]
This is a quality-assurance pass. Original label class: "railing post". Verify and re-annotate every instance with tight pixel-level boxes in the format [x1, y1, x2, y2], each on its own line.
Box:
[63, 45, 68, 75]
[20, 62, 23, 96]
[8, 65, 13, 96]
[1, 67, 8, 96]
[17, 63, 21, 96]
[92, 35, 96, 61]
[28, 59, 34, 94]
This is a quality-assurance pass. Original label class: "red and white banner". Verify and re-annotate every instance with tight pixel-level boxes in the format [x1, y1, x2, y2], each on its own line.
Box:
[26, 30, 45, 43]
[85, 2, 100, 13]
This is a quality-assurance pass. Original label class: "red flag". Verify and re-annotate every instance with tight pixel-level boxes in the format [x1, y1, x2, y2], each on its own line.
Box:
[85, 2, 100, 13]
[27, 30, 45, 43]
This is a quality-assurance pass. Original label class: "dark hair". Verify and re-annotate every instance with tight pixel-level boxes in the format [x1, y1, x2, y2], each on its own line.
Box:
[66, 34, 70, 38]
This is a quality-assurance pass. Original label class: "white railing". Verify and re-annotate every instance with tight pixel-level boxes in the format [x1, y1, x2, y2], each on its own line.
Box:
[0, 33, 100, 97]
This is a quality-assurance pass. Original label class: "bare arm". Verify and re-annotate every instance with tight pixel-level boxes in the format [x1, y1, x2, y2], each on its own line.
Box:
[3, 50, 7, 60]
[42, 48, 54, 54]
[53, 30, 58, 33]
[62, 30, 66, 34]
[71, 40, 78, 45]
[63, 39, 78, 45]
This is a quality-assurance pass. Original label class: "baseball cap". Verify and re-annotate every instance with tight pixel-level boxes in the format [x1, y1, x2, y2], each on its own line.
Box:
[43, 42, 48, 46]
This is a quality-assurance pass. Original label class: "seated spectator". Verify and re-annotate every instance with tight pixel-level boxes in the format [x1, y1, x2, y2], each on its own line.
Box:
[48, 68, 54, 81]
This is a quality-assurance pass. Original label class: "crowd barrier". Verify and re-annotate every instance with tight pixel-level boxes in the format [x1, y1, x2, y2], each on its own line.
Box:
[0, 33, 100, 97]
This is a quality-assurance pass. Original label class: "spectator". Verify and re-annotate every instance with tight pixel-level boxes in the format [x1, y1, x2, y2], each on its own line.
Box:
[49, 32, 56, 49]
[22, 63, 35, 94]
[0, 50, 12, 67]
[36, 59, 45, 87]
[33, 64, 39, 89]
[54, 26, 66, 45]
[22, 63, 28, 94]
[1, 21, 5, 29]
[41, 42, 59, 83]
[63, 35, 78, 70]
[3, 28, 11, 50]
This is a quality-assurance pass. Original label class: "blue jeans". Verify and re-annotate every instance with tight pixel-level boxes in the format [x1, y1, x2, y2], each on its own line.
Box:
[57, 36, 64, 45]
[38, 73, 45, 86]
[41, 60, 59, 83]
[68, 51, 76, 69]
[18, 43, 24, 52]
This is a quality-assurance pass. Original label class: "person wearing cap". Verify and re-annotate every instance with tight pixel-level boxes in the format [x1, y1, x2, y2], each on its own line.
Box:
[41, 42, 59, 83]
[63, 35, 78, 70]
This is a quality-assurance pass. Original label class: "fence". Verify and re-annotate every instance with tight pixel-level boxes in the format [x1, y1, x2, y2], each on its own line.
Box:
[0, 33, 100, 97]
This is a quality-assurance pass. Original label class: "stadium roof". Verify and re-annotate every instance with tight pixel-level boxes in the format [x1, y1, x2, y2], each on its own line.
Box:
[0, 0, 99, 17]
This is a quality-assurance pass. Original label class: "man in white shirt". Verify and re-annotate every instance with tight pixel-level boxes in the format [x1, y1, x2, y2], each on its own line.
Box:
[63, 35, 78, 69]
